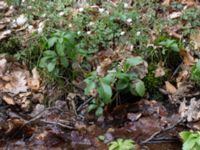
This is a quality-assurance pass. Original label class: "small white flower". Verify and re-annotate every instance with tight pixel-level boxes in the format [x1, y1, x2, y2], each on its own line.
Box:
[89, 22, 94, 26]
[136, 31, 141, 36]
[37, 21, 45, 33]
[99, 8, 105, 13]
[16, 14, 27, 26]
[41, 13, 46, 18]
[78, 7, 84, 12]
[68, 24, 72, 28]
[87, 31, 91, 35]
[77, 31, 81, 35]
[105, 11, 109, 15]
[59, 12, 64, 16]
[124, 3, 128, 8]
[120, 31, 125, 36]
[127, 18, 132, 23]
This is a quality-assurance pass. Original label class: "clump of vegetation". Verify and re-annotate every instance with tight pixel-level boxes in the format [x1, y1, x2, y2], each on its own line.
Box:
[0, 37, 21, 54]
[38, 30, 82, 76]
[85, 57, 145, 116]
[191, 60, 200, 84]
[108, 139, 136, 150]
[3, 0, 199, 118]
[180, 131, 200, 150]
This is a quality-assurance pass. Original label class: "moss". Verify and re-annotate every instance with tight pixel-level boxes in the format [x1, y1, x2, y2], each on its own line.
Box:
[144, 64, 168, 100]
[0, 37, 21, 54]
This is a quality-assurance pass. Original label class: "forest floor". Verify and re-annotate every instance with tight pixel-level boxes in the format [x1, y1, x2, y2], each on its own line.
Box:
[1, 0, 200, 149]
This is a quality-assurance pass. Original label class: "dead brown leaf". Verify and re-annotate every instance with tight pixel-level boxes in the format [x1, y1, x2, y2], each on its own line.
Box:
[28, 67, 40, 91]
[179, 98, 200, 122]
[168, 12, 182, 19]
[96, 58, 112, 77]
[155, 62, 165, 77]
[180, 49, 196, 66]
[162, 0, 171, 6]
[165, 81, 177, 94]
[190, 29, 200, 50]
[3, 95, 15, 105]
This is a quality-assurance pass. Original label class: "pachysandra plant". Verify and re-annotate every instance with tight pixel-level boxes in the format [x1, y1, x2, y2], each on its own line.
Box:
[180, 131, 200, 150]
[39, 31, 81, 75]
[108, 139, 136, 150]
[84, 56, 146, 116]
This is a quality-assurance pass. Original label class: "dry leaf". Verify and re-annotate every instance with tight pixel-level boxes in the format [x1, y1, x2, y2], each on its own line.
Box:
[96, 58, 112, 77]
[28, 67, 40, 91]
[165, 81, 177, 94]
[181, 0, 197, 6]
[162, 0, 171, 6]
[3, 95, 15, 105]
[179, 98, 200, 122]
[176, 70, 189, 82]
[3, 71, 28, 94]
[155, 62, 165, 77]
[180, 49, 196, 66]
[190, 29, 200, 50]
[168, 12, 182, 19]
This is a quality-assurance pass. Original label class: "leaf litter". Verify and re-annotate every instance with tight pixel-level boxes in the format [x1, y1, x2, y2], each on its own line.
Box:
[2, 0, 200, 150]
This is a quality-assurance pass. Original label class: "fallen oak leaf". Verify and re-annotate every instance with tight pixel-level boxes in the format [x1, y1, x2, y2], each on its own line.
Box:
[165, 81, 177, 94]
[180, 49, 196, 66]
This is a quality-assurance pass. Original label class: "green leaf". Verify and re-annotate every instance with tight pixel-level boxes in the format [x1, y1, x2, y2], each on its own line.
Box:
[102, 73, 115, 84]
[135, 80, 145, 97]
[39, 56, 50, 68]
[84, 80, 96, 95]
[196, 60, 200, 71]
[88, 104, 97, 112]
[116, 80, 129, 90]
[56, 43, 65, 56]
[126, 57, 144, 66]
[109, 142, 118, 150]
[48, 37, 57, 48]
[116, 72, 129, 80]
[98, 80, 112, 104]
[95, 107, 104, 117]
[60, 57, 69, 68]
[183, 137, 196, 150]
[98, 135, 105, 141]
[130, 80, 145, 97]
[180, 131, 192, 141]
[47, 62, 56, 72]
[43, 50, 57, 57]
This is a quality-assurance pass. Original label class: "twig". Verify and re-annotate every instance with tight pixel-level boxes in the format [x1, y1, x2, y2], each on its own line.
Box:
[141, 119, 182, 144]
[77, 97, 93, 112]
[40, 119, 74, 129]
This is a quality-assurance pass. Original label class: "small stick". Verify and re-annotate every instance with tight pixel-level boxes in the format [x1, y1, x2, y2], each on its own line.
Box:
[141, 119, 182, 144]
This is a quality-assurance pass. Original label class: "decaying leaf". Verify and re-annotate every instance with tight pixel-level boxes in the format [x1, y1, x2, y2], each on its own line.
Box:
[176, 70, 189, 83]
[162, 0, 171, 6]
[190, 29, 200, 50]
[180, 49, 196, 66]
[96, 58, 112, 77]
[179, 98, 200, 122]
[28, 67, 40, 91]
[3, 95, 15, 105]
[3, 71, 28, 95]
[168, 12, 182, 19]
[155, 62, 165, 77]
[165, 81, 177, 94]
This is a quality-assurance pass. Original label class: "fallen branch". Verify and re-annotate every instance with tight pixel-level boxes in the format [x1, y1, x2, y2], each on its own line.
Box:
[141, 119, 182, 144]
